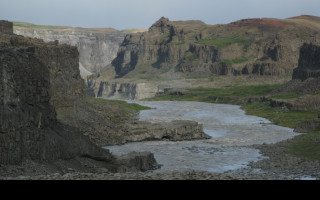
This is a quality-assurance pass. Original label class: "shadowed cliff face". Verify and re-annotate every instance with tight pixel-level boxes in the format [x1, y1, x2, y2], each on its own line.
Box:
[293, 43, 320, 81]
[0, 21, 113, 164]
[110, 16, 320, 78]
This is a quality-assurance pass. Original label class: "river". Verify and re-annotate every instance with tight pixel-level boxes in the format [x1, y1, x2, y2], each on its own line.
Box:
[104, 101, 300, 173]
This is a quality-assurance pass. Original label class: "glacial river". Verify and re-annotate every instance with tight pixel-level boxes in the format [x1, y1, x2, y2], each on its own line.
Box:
[105, 101, 300, 173]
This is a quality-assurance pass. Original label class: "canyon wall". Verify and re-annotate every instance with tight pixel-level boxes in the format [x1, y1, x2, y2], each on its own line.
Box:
[0, 21, 161, 173]
[0, 20, 113, 164]
[111, 16, 320, 79]
[13, 26, 126, 76]
[96, 81, 159, 100]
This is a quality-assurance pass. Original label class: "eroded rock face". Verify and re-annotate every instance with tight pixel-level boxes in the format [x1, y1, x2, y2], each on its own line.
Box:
[96, 81, 159, 100]
[293, 43, 320, 81]
[0, 22, 161, 174]
[13, 26, 126, 75]
[0, 21, 112, 165]
[0, 20, 13, 34]
[1, 22, 207, 173]
[110, 16, 320, 79]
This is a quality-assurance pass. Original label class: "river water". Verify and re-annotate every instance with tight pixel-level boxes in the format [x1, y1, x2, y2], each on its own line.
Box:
[105, 101, 300, 173]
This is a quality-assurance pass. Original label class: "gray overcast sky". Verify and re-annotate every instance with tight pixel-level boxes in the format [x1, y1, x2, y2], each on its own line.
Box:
[0, 0, 319, 30]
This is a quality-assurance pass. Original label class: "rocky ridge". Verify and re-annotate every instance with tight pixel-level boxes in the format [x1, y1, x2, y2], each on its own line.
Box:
[111, 15, 320, 79]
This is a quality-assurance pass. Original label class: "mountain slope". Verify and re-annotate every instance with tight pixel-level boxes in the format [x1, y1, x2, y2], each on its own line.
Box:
[109, 15, 320, 80]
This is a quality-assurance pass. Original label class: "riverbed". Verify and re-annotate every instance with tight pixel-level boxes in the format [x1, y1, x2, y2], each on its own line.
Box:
[105, 101, 300, 173]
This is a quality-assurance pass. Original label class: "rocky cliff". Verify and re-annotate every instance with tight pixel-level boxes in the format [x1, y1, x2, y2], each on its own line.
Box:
[273, 42, 320, 95]
[0, 21, 160, 173]
[13, 24, 126, 76]
[292, 43, 320, 81]
[0, 20, 107, 164]
[269, 42, 320, 112]
[96, 81, 159, 100]
[110, 15, 320, 79]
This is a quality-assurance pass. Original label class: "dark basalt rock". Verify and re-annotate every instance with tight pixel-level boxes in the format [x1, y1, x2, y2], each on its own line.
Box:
[0, 21, 159, 173]
[292, 43, 320, 81]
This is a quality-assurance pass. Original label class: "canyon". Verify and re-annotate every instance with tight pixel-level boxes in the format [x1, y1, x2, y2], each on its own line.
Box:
[13, 16, 320, 100]
[1, 21, 210, 177]
[13, 23, 128, 77]
[90, 15, 320, 100]
[1, 14, 320, 179]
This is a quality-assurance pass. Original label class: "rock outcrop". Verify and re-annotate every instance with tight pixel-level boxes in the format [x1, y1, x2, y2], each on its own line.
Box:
[0, 21, 158, 173]
[96, 81, 159, 100]
[267, 43, 320, 112]
[122, 120, 210, 144]
[0, 20, 107, 164]
[273, 42, 320, 95]
[109, 16, 320, 79]
[13, 25, 126, 76]
[292, 43, 320, 81]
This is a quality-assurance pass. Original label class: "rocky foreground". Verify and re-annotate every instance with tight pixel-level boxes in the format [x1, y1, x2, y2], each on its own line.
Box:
[1, 135, 320, 180]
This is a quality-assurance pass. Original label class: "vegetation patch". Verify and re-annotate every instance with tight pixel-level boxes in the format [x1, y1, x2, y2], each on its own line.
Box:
[269, 93, 303, 99]
[86, 98, 151, 116]
[195, 36, 249, 49]
[288, 131, 320, 161]
[147, 84, 280, 103]
[168, 41, 185, 45]
[186, 54, 198, 61]
[13, 21, 67, 29]
[243, 102, 318, 128]
[222, 57, 248, 66]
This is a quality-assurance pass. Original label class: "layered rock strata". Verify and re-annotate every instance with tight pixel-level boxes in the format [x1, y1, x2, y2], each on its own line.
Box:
[96, 81, 159, 100]
[13, 26, 126, 75]
[110, 16, 320, 79]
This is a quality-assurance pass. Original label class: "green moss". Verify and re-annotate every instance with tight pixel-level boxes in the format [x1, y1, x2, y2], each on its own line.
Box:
[222, 57, 249, 67]
[86, 98, 151, 116]
[146, 84, 280, 103]
[243, 102, 318, 128]
[186, 54, 198, 61]
[269, 93, 303, 99]
[195, 36, 249, 49]
[12, 21, 67, 29]
[288, 131, 320, 161]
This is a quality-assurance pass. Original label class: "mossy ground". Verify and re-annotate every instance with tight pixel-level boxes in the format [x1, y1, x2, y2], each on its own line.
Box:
[86, 98, 150, 117]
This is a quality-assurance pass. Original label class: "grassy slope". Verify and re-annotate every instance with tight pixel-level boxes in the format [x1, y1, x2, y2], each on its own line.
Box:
[86, 98, 150, 117]
[12, 21, 119, 32]
[146, 84, 320, 161]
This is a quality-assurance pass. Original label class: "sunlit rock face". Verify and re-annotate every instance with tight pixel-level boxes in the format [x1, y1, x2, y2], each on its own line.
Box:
[13, 26, 126, 75]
